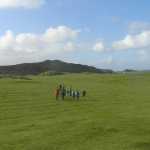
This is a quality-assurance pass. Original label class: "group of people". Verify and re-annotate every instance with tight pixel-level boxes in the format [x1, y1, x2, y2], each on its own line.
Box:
[55, 84, 86, 100]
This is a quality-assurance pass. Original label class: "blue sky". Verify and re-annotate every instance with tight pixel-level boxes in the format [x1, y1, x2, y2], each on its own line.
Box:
[0, 0, 150, 70]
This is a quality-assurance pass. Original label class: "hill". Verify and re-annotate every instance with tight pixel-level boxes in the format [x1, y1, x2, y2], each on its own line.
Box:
[0, 60, 113, 75]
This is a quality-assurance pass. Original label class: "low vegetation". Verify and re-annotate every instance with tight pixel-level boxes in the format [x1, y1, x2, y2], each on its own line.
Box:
[0, 73, 150, 150]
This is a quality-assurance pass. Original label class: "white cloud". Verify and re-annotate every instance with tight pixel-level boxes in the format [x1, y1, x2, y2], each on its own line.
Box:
[93, 41, 105, 52]
[0, 26, 79, 53]
[0, 30, 15, 51]
[0, 0, 45, 9]
[112, 30, 150, 50]
[44, 26, 79, 43]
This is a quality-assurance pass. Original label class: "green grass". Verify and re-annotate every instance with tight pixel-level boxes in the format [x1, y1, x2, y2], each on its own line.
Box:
[0, 73, 150, 150]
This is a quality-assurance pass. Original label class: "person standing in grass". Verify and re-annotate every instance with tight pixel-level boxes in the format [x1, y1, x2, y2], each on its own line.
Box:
[55, 87, 60, 100]
[69, 87, 72, 96]
[59, 84, 62, 90]
[82, 90, 86, 97]
[66, 88, 70, 96]
[72, 90, 76, 99]
[61, 86, 66, 100]
[76, 90, 80, 100]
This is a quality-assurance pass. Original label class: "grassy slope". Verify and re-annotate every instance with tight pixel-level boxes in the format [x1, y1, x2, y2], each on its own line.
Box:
[0, 73, 150, 150]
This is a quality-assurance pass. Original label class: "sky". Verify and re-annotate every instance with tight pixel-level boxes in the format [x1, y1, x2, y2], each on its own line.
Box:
[0, 0, 150, 70]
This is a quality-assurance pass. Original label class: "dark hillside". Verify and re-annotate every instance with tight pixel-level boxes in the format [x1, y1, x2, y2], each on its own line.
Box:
[0, 60, 113, 75]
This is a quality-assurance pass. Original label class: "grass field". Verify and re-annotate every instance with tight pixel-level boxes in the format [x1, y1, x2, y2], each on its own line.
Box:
[0, 73, 150, 150]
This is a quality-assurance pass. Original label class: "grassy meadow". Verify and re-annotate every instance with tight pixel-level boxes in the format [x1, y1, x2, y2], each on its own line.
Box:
[0, 73, 150, 150]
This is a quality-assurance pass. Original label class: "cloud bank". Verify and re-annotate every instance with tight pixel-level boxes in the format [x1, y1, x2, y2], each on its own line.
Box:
[0, 26, 79, 54]
[0, 0, 45, 9]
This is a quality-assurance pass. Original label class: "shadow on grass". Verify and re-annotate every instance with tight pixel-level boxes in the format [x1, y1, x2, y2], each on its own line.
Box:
[56, 98, 87, 102]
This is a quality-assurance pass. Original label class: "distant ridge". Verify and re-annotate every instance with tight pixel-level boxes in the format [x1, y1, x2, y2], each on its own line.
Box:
[0, 60, 113, 75]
